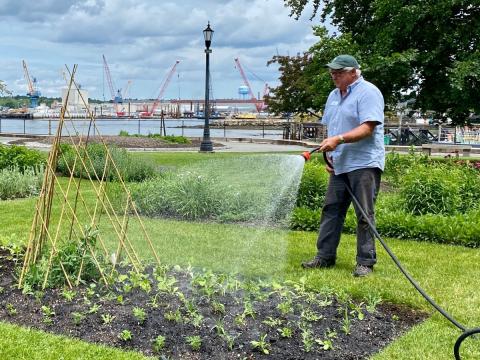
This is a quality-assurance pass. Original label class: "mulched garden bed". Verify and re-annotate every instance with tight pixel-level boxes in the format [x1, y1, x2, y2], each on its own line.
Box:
[0, 248, 427, 359]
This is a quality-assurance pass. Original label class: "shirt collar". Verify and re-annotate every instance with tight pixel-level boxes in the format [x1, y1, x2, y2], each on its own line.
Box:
[334, 76, 364, 98]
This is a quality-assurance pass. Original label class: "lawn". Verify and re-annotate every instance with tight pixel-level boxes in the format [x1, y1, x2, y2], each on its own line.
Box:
[0, 150, 479, 359]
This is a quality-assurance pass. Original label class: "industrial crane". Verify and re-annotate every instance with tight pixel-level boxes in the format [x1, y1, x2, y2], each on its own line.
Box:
[140, 60, 180, 117]
[102, 54, 126, 116]
[22, 60, 41, 108]
[234, 58, 268, 112]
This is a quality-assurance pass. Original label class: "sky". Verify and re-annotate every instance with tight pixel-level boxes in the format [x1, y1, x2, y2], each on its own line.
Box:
[0, 0, 320, 101]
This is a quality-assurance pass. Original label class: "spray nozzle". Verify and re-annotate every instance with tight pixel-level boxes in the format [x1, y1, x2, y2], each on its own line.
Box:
[301, 147, 321, 161]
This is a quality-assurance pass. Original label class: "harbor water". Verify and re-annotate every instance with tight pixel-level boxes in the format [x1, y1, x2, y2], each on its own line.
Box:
[0, 118, 284, 140]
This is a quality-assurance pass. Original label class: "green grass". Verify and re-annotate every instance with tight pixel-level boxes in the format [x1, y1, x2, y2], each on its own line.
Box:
[0, 151, 479, 359]
[0, 322, 152, 360]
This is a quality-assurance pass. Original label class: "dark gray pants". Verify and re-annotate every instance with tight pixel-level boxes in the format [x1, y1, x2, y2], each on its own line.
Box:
[316, 168, 381, 266]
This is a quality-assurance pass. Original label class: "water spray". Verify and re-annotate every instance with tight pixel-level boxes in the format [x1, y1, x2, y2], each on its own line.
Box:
[300, 148, 479, 359]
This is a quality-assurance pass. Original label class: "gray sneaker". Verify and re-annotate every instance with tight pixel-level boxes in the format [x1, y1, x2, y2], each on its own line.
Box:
[353, 264, 373, 277]
[301, 257, 335, 269]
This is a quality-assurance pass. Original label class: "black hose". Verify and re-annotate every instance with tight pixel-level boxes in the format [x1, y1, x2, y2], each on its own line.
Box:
[321, 151, 478, 359]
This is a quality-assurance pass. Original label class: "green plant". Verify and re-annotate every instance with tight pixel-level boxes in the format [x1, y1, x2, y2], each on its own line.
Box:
[211, 300, 225, 314]
[300, 326, 315, 353]
[301, 308, 323, 322]
[118, 329, 132, 342]
[6, 303, 17, 316]
[262, 316, 283, 327]
[365, 293, 382, 313]
[71, 312, 85, 326]
[164, 309, 182, 323]
[0, 144, 45, 171]
[278, 326, 293, 338]
[185, 335, 202, 351]
[250, 334, 270, 354]
[61, 289, 77, 302]
[41, 305, 55, 325]
[132, 306, 147, 324]
[276, 299, 294, 315]
[341, 307, 352, 335]
[57, 143, 155, 183]
[101, 313, 115, 325]
[0, 166, 44, 200]
[152, 335, 166, 353]
[296, 158, 329, 210]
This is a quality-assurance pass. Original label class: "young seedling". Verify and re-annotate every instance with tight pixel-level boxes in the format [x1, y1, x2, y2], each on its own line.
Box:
[152, 335, 166, 353]
[211, 300, 225, 315]
[301, 308, 323, 322]
[132, 306, 147, 324]
[71, 312, 86, 326]
[185, 335, 202, 351]
[262, 316, 283, 328]
[316, 338, 334, 351]
[61, 289, 77, 302]
[119, 329, 132, 342]
[276, 299, 294, 316]
[41, 305, 55, 325]
[101, 313, 116, 325]
[341, 307, 352, 335]
[301, 326, 315, 353]
[250, 334, 270, 355]
[278, 326, 293, 338]
[242, 300, 256, 319]
[87, 303, 101, 314]
[365, 293, 382, 313]
[164, 309, 182, 323]
[6, 303, 17, 316]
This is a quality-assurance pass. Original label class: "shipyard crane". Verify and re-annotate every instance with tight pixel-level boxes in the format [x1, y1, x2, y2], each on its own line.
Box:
[102, 54, 125, 116]
[141, 60, 180, 117]
[234, 58, 267, 112]
[22, 60, 41, 108]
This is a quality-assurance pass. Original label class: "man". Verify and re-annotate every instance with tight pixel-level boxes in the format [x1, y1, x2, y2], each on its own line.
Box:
[302, 54, 385, 277]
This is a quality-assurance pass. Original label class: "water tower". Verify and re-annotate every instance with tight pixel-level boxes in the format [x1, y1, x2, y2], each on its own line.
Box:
[238, 85, 249, 100]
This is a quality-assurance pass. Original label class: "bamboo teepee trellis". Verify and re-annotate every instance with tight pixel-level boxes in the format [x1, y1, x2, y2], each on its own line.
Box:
[18, 65, 161, 289]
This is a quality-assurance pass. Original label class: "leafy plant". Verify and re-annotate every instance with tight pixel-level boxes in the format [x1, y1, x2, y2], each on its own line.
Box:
[278, 326, 293, 338]
[6, 303, 17, 316]
[0, 166, 44, 200]
[185, 335, 202, 351]
[101, 313, 115, 325]
[61, 289, 77, 302]
[71, 312, 85, 326]
[118, 329, 132, 342]
[341, 307, 352, 335]
[132, 306, 147, 324]
[152, 335, 166, 353]
[41, 305, 55, 325]
[250, 334, 270, 354]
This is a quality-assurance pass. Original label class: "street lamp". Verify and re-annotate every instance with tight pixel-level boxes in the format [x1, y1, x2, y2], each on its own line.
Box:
[199, 22, 214, 152]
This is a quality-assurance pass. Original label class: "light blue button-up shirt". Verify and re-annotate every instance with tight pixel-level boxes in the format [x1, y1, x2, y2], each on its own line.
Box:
[321, 76, 385, 175]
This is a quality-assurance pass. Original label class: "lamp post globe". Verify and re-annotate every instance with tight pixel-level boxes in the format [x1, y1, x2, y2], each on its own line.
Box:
[199, 22, 214, 152]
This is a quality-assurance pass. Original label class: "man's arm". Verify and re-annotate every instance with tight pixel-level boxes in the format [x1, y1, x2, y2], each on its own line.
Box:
[318, 121, 378, 152]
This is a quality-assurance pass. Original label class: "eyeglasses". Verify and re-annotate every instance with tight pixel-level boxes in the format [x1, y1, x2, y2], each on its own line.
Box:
[329, 69, 351, 76]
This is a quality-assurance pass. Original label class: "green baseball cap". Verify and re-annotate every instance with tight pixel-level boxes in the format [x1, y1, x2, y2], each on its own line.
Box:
[325, 55, 360, 69]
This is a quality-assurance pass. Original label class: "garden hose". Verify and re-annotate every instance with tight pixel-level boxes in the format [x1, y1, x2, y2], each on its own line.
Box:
[301, 148, 479, 359]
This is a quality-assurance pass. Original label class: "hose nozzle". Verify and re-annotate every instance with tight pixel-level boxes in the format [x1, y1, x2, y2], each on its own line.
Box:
[301, 147, 321, 161]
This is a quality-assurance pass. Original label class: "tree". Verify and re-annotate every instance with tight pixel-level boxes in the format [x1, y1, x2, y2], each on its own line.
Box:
[279, 0, 480, 124]
[0, 80, 10, 96]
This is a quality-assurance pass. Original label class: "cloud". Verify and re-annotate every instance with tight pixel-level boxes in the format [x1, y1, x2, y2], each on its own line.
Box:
[0, 0, 320, 99]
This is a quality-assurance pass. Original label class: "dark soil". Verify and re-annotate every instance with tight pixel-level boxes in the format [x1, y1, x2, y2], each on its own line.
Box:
[0, 248, 427, 359]
[9, 136, 225, 149]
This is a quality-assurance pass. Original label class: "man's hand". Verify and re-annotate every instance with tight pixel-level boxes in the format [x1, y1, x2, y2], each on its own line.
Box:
[319, 136, 341, 152]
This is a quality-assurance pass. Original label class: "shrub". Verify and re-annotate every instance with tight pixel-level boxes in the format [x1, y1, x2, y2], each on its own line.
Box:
[57, 143, 155, 182]
[296, 158, 329, 210]
[289, 207, 321, 232]
[0, 166, 44, 200]
[0, 144, 45, 171]
[399, 163, 480, 215]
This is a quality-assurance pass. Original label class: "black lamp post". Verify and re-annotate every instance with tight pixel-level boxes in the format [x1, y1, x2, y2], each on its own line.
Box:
[199, 22, 214, 152]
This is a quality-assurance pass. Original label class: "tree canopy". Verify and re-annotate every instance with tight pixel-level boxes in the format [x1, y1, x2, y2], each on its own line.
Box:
[272, 0, 480, 124]
[0, 81, 10, 96]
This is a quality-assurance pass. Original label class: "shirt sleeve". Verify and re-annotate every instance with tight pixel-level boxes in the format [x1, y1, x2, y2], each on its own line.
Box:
[358, 86, 384, 125]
